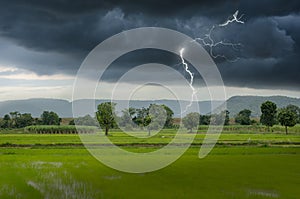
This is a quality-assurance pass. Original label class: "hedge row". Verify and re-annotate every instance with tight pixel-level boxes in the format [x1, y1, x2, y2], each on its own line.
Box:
[24, 125, 98, 134]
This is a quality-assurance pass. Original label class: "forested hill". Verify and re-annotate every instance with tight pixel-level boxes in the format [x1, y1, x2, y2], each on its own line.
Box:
[0, 96, 299, 118]
[227, 95, 300, 117]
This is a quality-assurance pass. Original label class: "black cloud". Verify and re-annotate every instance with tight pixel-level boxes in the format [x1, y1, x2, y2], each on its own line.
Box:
[0, 0, 299, 90]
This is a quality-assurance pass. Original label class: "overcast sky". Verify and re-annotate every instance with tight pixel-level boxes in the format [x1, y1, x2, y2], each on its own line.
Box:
[0, 0, 299, 101]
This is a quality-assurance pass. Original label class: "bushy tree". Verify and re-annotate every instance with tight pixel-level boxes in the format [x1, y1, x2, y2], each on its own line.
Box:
[119, 104, 172, 135]
[147, 104, 167, 135]
[73, 114, 98, 126]
[278, 108, 297, 135]
[7, 112, 34, 128]
[96, 102, 116, 136]
[235, 109, 251, 125]
[41, 111, 61, 125]
[134, 107, 150, 128]
[15, 113, 34, 128]
[260, 101, 277, 131]
[199, 115, 211, 125]
[182, 112, 200, 133]
[286, 104, 300, 123]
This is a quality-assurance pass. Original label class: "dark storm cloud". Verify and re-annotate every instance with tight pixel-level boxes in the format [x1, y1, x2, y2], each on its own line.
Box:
[0, 0, 299, 89]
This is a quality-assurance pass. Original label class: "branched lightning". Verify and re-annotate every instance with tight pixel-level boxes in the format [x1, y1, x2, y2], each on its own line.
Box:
[191, 10, 245, 62]
[180, 10, 245, 114]
[192, 25, 242, 62]
[219, 10, 244, 27]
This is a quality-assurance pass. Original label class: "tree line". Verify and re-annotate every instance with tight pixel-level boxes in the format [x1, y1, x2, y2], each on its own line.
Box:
[0, 111, 60, 128]
[234, 101, 300, 134]
[1, 100, 299, 135]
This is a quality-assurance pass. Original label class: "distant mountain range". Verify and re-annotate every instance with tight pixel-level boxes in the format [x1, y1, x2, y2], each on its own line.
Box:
[0, 95, 299, 118]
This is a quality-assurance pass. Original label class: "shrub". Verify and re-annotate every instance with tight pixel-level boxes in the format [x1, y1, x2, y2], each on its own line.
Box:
[24, 125, 97, 134]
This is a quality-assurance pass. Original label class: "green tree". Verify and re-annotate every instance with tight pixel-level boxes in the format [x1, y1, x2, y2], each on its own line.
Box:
[211, 110, 230, 125]
[96, 102, 116, 136]
[260, 101, 277, 131]
[74, 114, 98, 126]
[278, 108, 297, 135]
[134, 107, 150, 127]
[235, 109, 251, 125]
[199, 115, 211, 125]
[182, 112, 200, 133]
[147, 104, 167, 135]
[41, 111, 61, 125]
[119, 109, 135, 130]
[10, 111, 20, 127]
[8, 112, 33, 128]
[286, 104, 300, 123]
[2, 114, 11, 128]
[224, 110, 230, 125]
[161, 105, 174, 128]
[15, 113, 34, 128]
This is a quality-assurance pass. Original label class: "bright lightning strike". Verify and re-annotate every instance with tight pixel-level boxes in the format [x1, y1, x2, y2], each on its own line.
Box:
[193, 25, 242, 62]
[180, 48, 197, 113]
[219, 10, 244, 27]
[179, 10, 245, 115]
[192, 10, 245, 62]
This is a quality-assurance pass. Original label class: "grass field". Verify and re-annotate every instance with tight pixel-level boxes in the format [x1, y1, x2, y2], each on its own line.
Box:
[0, 129, 300, 198]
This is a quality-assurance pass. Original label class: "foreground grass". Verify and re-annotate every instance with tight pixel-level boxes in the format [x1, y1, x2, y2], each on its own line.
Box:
[0, 132, 299, 147]
[0, 147, 299, 198]
[0, 131, 299, 198]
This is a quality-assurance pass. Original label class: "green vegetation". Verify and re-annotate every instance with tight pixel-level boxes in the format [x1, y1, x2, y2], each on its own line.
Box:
[235, 109, 252, 125]
[0, 132, 299, 198]
[69, 114, 98, 126]
[260, 101, 277, 130]
[0, 112, 34, 128]
[40, 111, 61, 125]
[278, 107, 298, 134]
[24, 125, 97, 134]
[182, 112, 200, 133]
[96, 102, 116, 136]
[0, 100, 300, 198]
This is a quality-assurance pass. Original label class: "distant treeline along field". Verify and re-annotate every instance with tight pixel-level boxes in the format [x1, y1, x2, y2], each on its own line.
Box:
[1, 100, 300, 135]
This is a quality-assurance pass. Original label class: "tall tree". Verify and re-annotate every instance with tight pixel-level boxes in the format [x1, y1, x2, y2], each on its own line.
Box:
[260, 101, 277, 131]
[182, 112, 200, 133]
[96, 102, 116, 136]
[161, 105, 174, 128]
[224, 110, 230, 126]
[235, 109, 251, 125]
[278, 108, 297, 135]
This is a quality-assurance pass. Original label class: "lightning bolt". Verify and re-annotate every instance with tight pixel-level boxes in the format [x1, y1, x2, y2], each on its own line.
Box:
[192, 25, 242, 62]
[219, 10, 244, 27]
[179, 10, 245, 115]
[192, 10, 245, 62]
[180, 48, 197, 113]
